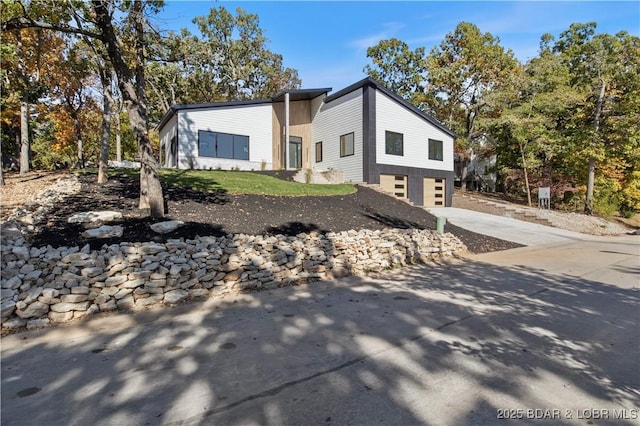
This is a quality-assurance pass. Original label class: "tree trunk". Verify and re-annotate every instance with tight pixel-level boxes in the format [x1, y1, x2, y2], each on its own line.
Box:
[75, 114, 84, 168]
[585, 79, 606, 215]
[19, 101, 30, 175]
[98, 70, 112, 184]
[17, 30, 30, 175]
[460, 159, 468, 192]
[94, 0, 164, 217]
[133, 0, 152, 210]
[585, 157, 595, 215]
[115, 110, 122, 162]
[0, 163, 4, 186]
[520, 144, 532, 207]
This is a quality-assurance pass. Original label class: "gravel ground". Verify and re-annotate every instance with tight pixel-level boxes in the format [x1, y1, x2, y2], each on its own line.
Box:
[533, 209, 631, 235]
[1, 172, 521, 254]
[0, 171, 68, 221]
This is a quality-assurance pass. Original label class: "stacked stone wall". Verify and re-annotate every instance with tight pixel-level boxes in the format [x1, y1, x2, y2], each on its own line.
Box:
[1, 227, 465, 331]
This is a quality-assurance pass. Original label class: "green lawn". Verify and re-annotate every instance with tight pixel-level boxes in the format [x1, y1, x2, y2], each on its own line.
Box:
[81, 168, 356, 197]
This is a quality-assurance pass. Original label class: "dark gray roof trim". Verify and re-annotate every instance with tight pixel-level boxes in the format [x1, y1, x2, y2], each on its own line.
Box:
[157, 78, 455, 138]
[272, 88, 332, 102]
[325, 77, 456, 139]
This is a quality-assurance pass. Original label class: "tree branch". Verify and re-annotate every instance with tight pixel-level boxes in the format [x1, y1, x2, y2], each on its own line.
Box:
[1, 16, 103, 40]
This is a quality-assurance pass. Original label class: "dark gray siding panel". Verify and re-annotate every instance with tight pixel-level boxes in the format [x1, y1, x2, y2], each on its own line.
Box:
[362, 85, 377, 183]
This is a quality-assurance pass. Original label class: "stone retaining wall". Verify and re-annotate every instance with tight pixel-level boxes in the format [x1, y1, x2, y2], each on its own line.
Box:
[1, 227, 465, 331]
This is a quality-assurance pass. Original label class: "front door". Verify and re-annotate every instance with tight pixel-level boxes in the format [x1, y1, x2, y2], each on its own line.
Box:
[288, 136, 302, 169]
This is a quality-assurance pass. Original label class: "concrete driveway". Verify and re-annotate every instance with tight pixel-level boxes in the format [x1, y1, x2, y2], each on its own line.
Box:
[2, 234, 638, 425]
[429, 207, 589, 245]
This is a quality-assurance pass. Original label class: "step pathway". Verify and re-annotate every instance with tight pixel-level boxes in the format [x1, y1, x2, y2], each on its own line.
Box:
[453, 192, 556, 227]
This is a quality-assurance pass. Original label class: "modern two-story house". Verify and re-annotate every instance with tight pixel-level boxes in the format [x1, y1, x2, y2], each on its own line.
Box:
[157, 77, 456, 207]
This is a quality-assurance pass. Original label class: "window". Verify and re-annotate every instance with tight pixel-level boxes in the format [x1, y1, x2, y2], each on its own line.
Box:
[234, 135, 249, 160]
[198, 130, 249, 160]
[385, 131, 404, 156]
[199, 131, 216, 157]
[216, 133, 234, 159]
[340, 132, 354, 157]
[428, 139, 443, 161]
[315, 142, 323, 163]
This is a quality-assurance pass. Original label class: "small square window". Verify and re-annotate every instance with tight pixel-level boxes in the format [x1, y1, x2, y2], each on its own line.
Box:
[315, 142, 323, 163]
[340, 133, 354, 157]
[429, 139, 443, 161]
[385, 131, 404, 156]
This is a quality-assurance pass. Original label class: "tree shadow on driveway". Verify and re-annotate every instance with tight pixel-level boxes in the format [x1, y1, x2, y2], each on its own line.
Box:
[2, 256, 638, 425]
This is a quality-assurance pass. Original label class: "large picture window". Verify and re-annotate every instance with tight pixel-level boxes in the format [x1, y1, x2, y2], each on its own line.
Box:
[385, 131, 404, 156]
[315, 142, 323, 163]
[428, 139, 443, 161]
[198, 130, 249, 160]
[340, 132, 354, 157]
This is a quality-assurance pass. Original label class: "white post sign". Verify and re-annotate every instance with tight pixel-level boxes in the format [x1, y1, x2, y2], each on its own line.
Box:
[538, 187, 551, 209]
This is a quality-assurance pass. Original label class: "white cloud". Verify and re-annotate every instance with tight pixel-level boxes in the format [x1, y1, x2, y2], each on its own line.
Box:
[349, 21, 406, 50]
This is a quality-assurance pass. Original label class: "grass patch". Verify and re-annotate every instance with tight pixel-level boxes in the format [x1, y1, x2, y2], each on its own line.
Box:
[76, 168, 356, 197]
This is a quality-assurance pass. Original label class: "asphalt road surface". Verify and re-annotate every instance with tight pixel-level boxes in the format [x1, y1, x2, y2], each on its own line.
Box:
[2, 234, 639, 425]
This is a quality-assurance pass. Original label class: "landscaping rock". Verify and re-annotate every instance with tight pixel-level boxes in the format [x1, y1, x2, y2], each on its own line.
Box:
[61, 252, 90, 264]
[140, 242, 166, 254]
[150, 220, 185, 234]
[2, 276, 22, 290]
[12, 246, 30, 260]
[1, 300, 17, 320]
[49, 311, 74, 323]
[135, 294, 164, 307]
[50, 302, 90, 313]
[68, 211, 123, 223]
[2, 317, 26, 330]
[1, 289, 17, 302]
[1, 214, 466, 327]
[26, 318, 50, 330]
[164, 289, 188, 305]
[82, 225, 124, 239]
[60, 294, 89, 303]
[16, 301, 49, 319]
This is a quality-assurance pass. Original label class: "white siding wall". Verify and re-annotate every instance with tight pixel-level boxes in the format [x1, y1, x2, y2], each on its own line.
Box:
[312, 89, 364, 182]
[375, 91, 453, 172]
[159, 113, 177, 167]
[177, 104, 273, 170]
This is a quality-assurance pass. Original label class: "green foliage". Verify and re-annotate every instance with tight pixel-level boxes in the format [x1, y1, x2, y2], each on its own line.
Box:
[425, 22, 518, 139]
[593, 176, 622, 218]
[31, 119, 74, 170]
[364, 38, 427, 107]
[111, 111, 137, 161]
[483, 23, 639, 215]
[145, 6, 301, 125]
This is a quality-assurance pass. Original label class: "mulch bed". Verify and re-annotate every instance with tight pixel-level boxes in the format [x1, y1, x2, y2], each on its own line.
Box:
[28, 174, 522, 253]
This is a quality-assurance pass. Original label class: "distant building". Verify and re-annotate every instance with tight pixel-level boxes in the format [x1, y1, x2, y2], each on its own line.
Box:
[454, 133, 497, 192]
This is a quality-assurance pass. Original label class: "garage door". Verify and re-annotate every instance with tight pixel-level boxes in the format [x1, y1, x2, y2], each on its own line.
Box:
[423, 177, 446, 207]
[380, 174, 407, 199]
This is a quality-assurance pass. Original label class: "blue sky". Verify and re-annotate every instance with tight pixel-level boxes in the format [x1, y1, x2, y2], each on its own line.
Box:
[155, 1, 640, 92]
